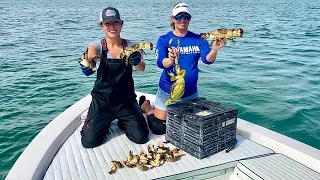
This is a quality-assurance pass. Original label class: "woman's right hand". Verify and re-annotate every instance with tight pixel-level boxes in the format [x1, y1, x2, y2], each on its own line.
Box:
[162, 48, 178, 68]
[168, 47, 178, 63]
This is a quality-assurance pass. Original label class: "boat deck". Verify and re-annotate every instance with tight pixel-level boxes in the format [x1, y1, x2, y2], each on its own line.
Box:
[44, 115, 320, 180]
[237, 154, 320, 180]
[6, 94, 320, 180]
[43, 110, 282, 180]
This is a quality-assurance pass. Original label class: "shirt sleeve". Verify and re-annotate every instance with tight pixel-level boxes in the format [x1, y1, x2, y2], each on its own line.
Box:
[199, 39, 213, 64]
[89, 40, 102, 56]
[155, 37, 169, 69]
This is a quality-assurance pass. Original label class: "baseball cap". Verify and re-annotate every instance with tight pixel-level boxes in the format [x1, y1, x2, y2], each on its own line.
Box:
[172, 3, 191, 16]
[99, 7, 123, 24]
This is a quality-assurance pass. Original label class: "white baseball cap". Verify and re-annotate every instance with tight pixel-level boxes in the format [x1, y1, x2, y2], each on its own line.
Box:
[172, 3, 191, 16]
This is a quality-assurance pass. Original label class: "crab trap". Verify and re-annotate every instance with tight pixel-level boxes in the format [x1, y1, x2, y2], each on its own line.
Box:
[165, 97, 238, 159]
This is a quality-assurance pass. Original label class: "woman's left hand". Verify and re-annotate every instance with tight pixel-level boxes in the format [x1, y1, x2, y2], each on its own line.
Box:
[212, 39, 227, 52]
[128, 51, 142, 66]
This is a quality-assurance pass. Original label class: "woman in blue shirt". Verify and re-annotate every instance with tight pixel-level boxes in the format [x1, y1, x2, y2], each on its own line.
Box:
[141, 2, 226, 135]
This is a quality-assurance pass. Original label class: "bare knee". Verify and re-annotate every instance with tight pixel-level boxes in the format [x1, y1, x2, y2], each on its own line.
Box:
[154, 107, 167, 120]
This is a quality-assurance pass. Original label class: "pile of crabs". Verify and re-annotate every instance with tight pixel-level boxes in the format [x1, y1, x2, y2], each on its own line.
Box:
[108, 141, 184, 174]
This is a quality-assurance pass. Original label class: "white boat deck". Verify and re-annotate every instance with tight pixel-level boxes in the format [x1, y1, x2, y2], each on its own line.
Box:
[43, 114, 320, 180]
[43, 110, 274, 180]
[6, 94, 320, 180]
[237, 154, 320, 180]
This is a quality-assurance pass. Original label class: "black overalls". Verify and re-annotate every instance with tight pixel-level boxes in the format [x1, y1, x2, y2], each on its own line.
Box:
[81, 39, 149, 148]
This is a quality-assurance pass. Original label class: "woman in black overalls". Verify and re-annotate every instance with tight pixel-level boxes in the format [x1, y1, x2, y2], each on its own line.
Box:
[79, 7, 149, 148]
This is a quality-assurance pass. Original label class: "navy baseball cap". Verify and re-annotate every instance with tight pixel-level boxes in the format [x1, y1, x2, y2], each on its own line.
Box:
[99, 7, 123, 24]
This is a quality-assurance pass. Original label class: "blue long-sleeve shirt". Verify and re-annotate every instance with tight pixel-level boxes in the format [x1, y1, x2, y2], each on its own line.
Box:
[155, 31, 213, 97]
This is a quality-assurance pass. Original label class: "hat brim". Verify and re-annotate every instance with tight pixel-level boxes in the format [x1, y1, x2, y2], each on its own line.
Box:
[101, 18, 123, 24]
[172, 7, 191, 16]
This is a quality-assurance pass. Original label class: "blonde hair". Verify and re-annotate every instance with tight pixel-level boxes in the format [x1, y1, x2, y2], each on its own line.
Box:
[170, 22, 175, 30]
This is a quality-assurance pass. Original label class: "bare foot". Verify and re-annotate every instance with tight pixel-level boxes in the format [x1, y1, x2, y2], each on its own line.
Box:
[141, 100, 152, 113]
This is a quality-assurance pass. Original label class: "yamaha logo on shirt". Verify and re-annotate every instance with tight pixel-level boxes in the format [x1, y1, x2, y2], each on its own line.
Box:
[178, 46, 200, 54]
[105, 10, 116, 17]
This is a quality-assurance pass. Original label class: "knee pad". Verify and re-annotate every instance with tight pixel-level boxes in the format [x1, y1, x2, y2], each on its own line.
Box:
[147, 114, 166, 135]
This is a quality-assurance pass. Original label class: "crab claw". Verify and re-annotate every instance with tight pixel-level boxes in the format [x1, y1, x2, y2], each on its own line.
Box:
[108, 161, 123, 174]
[239, 28, 244, 38]
[148, 144, 155, 153]
[137, 163, 150, 171]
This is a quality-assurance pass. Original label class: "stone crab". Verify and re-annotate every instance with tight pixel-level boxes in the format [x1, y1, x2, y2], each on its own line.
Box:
[78, 48, 100, 71]
[200, 28, 244, 46]
[108, 160, 123, 174]
[120, 42, 153, 66]
[164, 38, 186, 106]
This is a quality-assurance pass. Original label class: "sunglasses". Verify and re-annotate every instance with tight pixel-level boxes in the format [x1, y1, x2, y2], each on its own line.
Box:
[174, 14, 191, 20]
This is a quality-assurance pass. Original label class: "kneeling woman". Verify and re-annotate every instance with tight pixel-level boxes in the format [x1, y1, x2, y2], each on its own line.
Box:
[141, 3, 226, 135]
[79, 7, 149, 148]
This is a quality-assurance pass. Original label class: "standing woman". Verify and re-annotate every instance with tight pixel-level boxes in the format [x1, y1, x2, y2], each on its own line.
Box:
[141, 2, 226, 135]
[79, 7, 149, 148]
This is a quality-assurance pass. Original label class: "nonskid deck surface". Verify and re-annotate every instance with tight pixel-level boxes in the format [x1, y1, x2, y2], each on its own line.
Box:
[44, 120, 274, 180]
[237, 153, 320, 180]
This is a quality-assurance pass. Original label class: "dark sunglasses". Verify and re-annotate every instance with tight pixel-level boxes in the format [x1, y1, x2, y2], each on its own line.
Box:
[174, 14, 191, 20]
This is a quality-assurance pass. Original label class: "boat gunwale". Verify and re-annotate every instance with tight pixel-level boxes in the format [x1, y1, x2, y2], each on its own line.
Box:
[5, 94, 91, 180]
